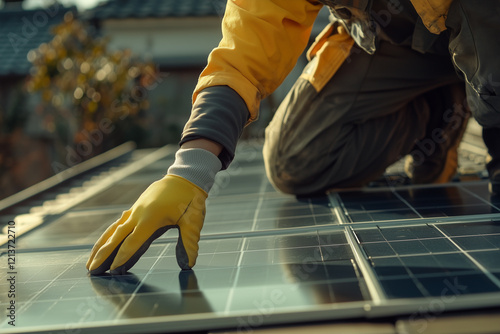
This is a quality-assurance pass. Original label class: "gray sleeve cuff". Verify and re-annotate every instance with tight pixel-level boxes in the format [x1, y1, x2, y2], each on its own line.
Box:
[167, 148, 222, 193]
[180, 86, 250, 170]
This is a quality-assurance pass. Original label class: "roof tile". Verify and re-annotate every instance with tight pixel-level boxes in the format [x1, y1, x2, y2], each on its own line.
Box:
[0, 6, 75, 76]
[84, 0, 225, 20]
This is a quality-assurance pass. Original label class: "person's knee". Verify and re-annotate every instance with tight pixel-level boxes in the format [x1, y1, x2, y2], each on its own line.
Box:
[267, 173, 298, 195]
[264, 148, 344, 196]
[264, 151, 307, 195]
[265, 143, 338, 195]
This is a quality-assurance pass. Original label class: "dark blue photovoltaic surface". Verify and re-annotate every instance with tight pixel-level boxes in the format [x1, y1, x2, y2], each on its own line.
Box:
[1, 148, 500, 334]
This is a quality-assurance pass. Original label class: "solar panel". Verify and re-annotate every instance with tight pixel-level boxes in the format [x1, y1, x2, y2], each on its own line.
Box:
[355, 222, 500, 298]
[1, 144, 500, 333]
[339, 183, 500, 223]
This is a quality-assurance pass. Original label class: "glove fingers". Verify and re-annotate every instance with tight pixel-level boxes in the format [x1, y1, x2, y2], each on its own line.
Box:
[110, 225, 176, 275]
[88, 237, 129, 275]
[87, 220, 135, 275]
[86, 210, 132, 270]
[176, 207, 204, 270]
[176, 234, 192, 270]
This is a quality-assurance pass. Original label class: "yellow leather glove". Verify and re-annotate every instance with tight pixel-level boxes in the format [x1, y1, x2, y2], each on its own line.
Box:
[86, 175, 206, 274]
[86, 148, 221, 274]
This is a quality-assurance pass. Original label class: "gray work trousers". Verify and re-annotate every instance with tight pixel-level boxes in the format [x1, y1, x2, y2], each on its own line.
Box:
[263, 0, 500, 195]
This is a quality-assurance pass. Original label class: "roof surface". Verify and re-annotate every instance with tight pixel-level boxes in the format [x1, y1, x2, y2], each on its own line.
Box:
[0, 132, 498, 333]
[84, 0, 226, 20]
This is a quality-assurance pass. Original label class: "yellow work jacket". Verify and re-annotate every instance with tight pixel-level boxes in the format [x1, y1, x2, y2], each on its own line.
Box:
[193, 0, 453, 123]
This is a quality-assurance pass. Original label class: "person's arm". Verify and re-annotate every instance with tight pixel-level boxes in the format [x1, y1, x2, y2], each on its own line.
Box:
[86, 0, 323, 275]
[184, 0, 323, 168]
[181, 86, 248, 169]
[181, 138, 222, 156]
[195, 0, 323, 119]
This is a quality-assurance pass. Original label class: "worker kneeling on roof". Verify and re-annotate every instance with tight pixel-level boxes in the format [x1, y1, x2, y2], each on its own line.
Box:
[86, 0, 500, 274]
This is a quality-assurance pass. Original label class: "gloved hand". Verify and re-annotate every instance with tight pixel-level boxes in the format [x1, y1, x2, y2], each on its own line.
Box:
[86, 148, 221, 274]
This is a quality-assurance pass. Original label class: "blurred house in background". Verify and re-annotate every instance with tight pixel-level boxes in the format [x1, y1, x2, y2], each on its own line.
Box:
[0, 0, 76, 199]
[83, 0, 229, 146]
